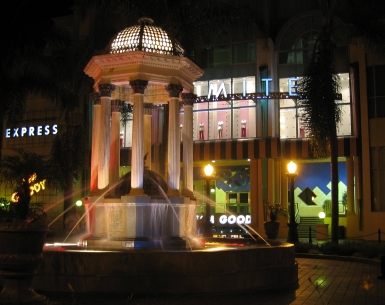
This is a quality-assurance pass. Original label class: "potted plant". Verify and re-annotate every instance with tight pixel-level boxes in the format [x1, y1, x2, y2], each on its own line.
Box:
[0, 149, 51, 304]
[264, 202, 288, 239]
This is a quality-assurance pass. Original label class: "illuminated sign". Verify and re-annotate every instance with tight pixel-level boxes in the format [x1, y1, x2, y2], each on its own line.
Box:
[196, 213, 251, 226]
[216, 214, 251, 225]
[5, 124, 58, 138]
[208, 81, 228, 99]
[11, 173, 47, 202]
[206, 77, 299, 99]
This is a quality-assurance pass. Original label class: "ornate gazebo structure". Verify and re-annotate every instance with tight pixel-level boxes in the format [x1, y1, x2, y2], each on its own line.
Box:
[82, 18, 204, 249]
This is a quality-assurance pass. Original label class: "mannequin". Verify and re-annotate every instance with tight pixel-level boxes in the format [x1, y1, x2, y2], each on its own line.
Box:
[120, 130, 124, 147]
[241, 119, 247, 137]
[218, 121, 223, 139]
[199, 122, 205, 140]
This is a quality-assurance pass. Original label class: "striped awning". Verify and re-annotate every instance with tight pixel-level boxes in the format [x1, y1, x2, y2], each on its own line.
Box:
[120, 136, 359, 166]
[193, 138, 281, 161]
[280, 137, 359, 159]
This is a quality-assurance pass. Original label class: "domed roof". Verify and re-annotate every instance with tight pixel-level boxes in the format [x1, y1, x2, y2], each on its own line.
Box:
[108, 17, 185, 56]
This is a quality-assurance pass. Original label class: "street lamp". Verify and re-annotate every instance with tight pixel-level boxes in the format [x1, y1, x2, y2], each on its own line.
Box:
[286, 161, 299, 243]
[203, 164, 214, 238]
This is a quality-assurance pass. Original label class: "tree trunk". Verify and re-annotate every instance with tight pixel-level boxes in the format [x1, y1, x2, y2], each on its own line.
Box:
[330, 127, 339, 244]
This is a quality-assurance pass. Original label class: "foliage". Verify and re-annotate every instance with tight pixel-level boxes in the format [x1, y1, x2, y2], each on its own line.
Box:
[0, 149, 52, 223]
[265, 202, 287, 222]
[296, 0, 342, 244]
[322, 199, 332, 216]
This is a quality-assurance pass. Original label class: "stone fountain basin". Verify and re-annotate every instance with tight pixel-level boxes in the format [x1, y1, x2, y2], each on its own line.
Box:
[35, 241, 298, 294]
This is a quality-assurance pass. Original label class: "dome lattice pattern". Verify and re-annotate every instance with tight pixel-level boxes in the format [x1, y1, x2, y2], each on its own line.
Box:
[109, 17, 184, 56]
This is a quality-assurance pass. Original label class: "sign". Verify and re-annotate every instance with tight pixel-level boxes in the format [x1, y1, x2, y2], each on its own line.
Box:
[207, 213, 251, 226]
[206, 77, 299, 99]
[5, 124, 58, 138]
[11, 173, 47, 202]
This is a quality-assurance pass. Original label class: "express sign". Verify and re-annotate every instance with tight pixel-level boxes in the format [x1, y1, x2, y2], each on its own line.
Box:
[5, 124, 58, 138]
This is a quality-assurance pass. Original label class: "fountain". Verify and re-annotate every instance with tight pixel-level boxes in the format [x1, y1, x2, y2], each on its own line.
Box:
[33, 18, 298, 294]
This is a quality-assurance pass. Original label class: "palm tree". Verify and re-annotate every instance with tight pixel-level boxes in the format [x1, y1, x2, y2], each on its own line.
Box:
[297, 0, 385, 243]
[0, 149, 53, 221]
[0, 1, 69, 160]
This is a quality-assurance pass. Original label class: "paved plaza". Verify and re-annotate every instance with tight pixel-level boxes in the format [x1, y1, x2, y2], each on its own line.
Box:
[43, 256, 385, 305]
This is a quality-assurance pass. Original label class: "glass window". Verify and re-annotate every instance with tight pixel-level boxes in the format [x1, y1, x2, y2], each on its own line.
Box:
[279, 73, 351, 138]
[232, 43, 255, 64]
[233, 76, 255, 94]
[193, 77, 257, 140]
[209, 46, 230, 67]
[194, 81, 209, 99]
[233, 107, 256, 138]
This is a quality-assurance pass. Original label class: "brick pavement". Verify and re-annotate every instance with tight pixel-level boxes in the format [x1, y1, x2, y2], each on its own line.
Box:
[42, 256, 385, 305]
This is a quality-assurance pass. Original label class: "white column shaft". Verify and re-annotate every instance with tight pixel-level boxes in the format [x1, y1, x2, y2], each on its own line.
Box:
[144, 112, 152, 170]
[168, 97, 180, 190]
[90, 104, 100, 192]
[98, 97, 111, 189]
[131, 94, 144, 188]
[110, 111, 121, 188]
[183, 105, 193, 191]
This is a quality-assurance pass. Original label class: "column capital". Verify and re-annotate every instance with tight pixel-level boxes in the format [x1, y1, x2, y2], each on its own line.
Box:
[130, 80, 149, 94]
[90, 92, 101, 105]
[165, 84, 183, 98]
[98, 83, 116, 97]
[181, 93, 197, 107]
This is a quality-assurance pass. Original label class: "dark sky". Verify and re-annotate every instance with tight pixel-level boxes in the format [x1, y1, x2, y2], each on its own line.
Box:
[44, 0, 75, 18]
[2, 0, 75, 21]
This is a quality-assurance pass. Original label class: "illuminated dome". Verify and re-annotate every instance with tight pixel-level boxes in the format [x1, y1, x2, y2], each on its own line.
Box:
[108, 17, 185, 56]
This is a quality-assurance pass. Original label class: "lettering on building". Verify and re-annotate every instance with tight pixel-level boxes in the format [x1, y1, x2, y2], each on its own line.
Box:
[5, 124, 58, 138]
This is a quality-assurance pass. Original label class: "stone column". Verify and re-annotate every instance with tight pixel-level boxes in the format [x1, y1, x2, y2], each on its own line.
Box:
[129, 80, 148, 195]
[98, 83, 115, 190]
[109, 100, 122, 193]
[144, 103, 153, 170]
[165, 84, 183, 196]
[181, 93, 196, 197]
[346, 157, 354, 213]
[89, 92, 101, 194]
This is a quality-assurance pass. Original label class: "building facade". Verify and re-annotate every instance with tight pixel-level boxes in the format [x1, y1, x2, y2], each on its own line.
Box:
[1, 0, 384, 240]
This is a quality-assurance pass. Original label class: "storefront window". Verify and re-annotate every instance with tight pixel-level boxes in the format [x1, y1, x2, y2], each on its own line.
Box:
[193, 77, 257, 140]
[279, 73, 351, 138]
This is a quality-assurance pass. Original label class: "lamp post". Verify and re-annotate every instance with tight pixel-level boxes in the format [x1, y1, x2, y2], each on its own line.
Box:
[286, 161, 299, 243]
[203, 164, 214, 238]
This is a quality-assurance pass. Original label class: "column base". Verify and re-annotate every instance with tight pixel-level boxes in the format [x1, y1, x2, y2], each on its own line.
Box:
[129, 188, 146, 196]
[180, 187, 195, 199]
[167, 188, 180, 197]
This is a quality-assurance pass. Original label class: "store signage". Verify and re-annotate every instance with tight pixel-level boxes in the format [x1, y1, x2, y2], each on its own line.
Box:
[206, 77, 298, 99]
[262, 78, 298, 96]
[217, 214, 251, 225]
[5, 124, 58, 138]
[11, 173, 47, 202]
[205, 214, 251, 226]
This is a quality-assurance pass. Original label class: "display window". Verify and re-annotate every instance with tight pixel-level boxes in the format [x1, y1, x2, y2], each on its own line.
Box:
[279, 73, 351, 138]
[193, 76, 256, 140]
